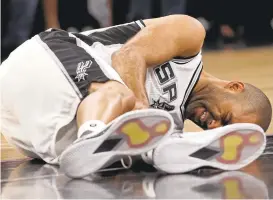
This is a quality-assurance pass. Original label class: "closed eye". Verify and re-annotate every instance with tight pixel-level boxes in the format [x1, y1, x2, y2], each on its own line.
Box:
[222, 113, 232, 126]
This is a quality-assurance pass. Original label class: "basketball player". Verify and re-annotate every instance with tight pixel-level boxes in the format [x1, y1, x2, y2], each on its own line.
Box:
[0, 15, 271, 178]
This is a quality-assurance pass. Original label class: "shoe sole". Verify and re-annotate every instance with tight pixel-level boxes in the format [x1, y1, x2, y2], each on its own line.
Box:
[60, 109, 174, 178]
[153, 123, 266, 174]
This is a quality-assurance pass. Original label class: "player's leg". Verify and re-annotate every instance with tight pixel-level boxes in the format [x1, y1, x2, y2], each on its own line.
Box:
[60, 81, 175, 178]
[142, 123, 266, 174]
[76, 80, 136, 129]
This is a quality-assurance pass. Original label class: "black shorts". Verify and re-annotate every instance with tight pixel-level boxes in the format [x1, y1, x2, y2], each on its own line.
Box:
[38, 29, 110, 99]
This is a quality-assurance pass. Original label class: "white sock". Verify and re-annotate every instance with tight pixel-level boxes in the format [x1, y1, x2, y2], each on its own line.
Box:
[77, 120, 106, 139]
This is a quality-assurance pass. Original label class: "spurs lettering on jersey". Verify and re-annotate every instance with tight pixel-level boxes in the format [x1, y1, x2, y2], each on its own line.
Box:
[150, 62, 177, 111]
[154, 62, 178, 102]
[146, 56, 203, 129]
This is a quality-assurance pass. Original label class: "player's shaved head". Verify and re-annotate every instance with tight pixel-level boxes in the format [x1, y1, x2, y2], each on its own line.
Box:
[237, 83, 272, 131]
[186, 72, 272, 131]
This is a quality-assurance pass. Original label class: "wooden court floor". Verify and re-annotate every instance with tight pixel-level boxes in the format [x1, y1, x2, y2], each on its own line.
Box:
[1, 46, 273, 161]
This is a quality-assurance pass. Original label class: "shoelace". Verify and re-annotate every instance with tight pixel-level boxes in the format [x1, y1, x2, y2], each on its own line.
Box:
[97, 156, 133, 172]
[171, 132, 184, 138]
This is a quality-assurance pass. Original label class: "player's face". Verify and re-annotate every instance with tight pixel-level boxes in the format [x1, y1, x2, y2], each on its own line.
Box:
[186, 85, 257, 130]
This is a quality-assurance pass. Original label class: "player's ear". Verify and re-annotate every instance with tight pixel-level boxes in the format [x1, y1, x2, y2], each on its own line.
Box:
[225, 81, 245, 93]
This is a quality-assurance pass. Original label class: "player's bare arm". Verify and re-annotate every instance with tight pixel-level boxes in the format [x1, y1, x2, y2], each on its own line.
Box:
[112, 15, 206, 107]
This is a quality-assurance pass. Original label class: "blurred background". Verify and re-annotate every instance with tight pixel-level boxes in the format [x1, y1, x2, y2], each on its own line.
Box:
[1, 0, 273, 58]
[1, 0, 273, 161]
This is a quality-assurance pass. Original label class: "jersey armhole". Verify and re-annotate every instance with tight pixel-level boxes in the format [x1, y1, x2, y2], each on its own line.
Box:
[174, 51, 201, 60]
[172, 51, 201, 65]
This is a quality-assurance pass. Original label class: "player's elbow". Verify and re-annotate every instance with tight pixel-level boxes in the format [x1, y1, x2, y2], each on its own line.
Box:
[175, 14, 206, 41]
[173, 15, 206, 55]
[187, 16, 206, 51]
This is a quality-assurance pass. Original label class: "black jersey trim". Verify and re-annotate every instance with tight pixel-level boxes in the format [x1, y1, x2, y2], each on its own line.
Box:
[172, 52, 200, 65]
[172, 59, 192, 65]
[180, 61, 202, 107]
[69, 33, 126, 86]
[184, 66, 203, 109]
[35, 35, 83, 99]
[37, 30, 111, 98]
[174, 52, 200, 60]
[135, 20, 146, 29]
[139, 19, 146, 27]
[74, 22, 142, 46]
[179, 61, 203, 121]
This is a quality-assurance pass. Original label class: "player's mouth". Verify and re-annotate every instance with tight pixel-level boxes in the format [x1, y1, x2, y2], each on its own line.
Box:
[191, 107, 214, 130]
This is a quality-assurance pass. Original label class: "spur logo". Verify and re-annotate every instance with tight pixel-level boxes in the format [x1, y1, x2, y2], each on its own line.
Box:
[75, 60, 92, 82]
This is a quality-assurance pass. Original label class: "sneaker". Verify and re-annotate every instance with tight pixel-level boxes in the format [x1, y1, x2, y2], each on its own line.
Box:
[143, 123, 266, 174]
[59, 109, 174, 178]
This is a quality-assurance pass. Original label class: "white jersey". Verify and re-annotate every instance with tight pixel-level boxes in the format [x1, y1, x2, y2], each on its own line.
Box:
[79, 20, 203, 130]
